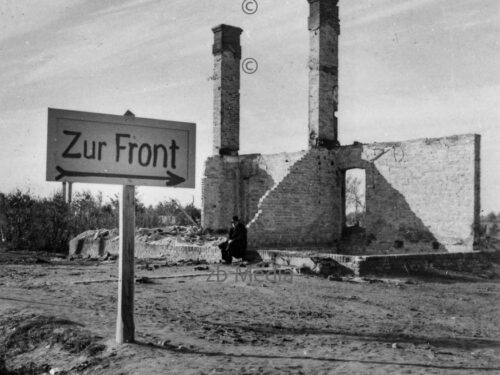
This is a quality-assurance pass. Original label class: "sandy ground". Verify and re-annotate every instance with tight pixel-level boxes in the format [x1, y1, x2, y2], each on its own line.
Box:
[1, 251, 500, 375]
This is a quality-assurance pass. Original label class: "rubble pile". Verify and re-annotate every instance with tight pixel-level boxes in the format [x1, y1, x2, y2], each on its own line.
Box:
[71, 226, 227, 248]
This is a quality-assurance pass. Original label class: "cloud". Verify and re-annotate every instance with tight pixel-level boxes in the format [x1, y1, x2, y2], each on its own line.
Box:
[0, 0, 76, 43]
[437, 1, 500, 32]
[340, 84, 500, 144]
[344, 0, 440, 28]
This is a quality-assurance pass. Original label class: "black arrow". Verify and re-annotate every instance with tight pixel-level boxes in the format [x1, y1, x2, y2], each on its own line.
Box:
[54, 166, 186, 186]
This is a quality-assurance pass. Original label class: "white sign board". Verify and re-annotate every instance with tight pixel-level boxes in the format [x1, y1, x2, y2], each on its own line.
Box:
[46, 108, 196, 188]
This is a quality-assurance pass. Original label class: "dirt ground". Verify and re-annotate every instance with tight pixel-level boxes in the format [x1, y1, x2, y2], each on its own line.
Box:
[1, 250, 500, 375]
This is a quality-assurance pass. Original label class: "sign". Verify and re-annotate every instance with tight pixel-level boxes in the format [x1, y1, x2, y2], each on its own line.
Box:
[46, 108, 196, 188]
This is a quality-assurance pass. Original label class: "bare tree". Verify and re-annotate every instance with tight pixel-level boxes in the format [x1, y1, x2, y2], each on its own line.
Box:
[345, 173, 365, 226]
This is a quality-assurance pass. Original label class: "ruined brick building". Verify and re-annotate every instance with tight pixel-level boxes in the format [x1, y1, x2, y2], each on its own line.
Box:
[202, 0, 480, 255]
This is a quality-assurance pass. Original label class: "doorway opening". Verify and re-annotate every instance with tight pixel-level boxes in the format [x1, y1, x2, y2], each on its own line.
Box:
[342, 168, 366, 228]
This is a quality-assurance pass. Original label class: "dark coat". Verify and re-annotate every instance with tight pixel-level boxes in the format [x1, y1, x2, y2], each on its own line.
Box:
[226, 222, 247, 258]
[229, 222, 247, 248]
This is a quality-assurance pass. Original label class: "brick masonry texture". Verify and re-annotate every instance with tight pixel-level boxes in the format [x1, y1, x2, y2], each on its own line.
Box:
[202, 134, 480, 254]
[258, 249, 494, 277]
[307, 0, 339, 147]
[212, 25, 242, 155]
[354, 252, 493, 277]
[203, 2, 480, 256]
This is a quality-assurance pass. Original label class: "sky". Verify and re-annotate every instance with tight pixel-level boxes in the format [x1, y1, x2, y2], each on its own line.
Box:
[0, 0, 499, 213]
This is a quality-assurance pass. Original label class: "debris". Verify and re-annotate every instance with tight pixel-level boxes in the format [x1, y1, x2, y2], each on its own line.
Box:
[69, 226, 227, 256]
[73, 272, 214, 284]
[253, 261, 271, 268]
[176, 259, 209, 266]
[327, 275, 342, 281]
[92, 229, 109, 241]
[158, 339, 171, 347]
[251, 267, 295, 275]
[194, 266, 210, 271]
[436, 350, 454, 355]
[135, 276, 154, 284]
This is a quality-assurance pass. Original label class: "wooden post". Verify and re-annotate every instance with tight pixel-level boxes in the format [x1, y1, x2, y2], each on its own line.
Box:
[67, 182, 73, 204]
[116, 184, 135, 343]
[117, 109, 136, 344]
[62, 182, 67, 202]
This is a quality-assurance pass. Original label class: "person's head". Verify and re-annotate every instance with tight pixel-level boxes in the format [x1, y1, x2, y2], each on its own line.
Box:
[231, 216, 239, 227]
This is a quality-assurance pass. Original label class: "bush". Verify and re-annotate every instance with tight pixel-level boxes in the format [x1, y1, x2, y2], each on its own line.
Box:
[0, 190, 201, 253]
[0, 191, 75, 252]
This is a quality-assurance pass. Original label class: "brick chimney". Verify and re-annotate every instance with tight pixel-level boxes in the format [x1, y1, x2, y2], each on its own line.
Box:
[307, 0, 340, 148]
[212, 24, 243, 156]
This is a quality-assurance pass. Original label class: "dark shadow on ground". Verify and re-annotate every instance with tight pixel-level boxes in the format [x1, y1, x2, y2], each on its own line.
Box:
[134, 340, 500, 372]
[195, 320, 500, 351]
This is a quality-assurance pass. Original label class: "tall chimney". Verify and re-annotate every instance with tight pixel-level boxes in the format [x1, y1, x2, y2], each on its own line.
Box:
[212, 24, 243, 156]
[307, 0, 340, 148]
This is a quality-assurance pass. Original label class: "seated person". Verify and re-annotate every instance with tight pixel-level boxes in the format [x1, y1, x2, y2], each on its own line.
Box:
[218, 216, 247, 264]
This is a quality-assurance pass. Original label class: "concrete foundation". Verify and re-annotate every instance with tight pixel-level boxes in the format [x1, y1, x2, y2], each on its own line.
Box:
[69, 235, 495, 279]
[257, 249, 495, 278]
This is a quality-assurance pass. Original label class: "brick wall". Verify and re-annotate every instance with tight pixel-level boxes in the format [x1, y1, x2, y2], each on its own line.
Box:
[202, 151, 307, 231]
[203, 5, 480, 254]
[356, 252, 493, 277]
[201, 155, 239, 230]
[246, 149, 340, 248]
[336, 134, 480, 254]
[307, 0, 340, 147]
[202, 134, 480, 254]
[212, 25, 242, 155]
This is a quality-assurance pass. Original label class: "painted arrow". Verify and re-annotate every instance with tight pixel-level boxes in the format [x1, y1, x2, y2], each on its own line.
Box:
[54, 166, 186, 186]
